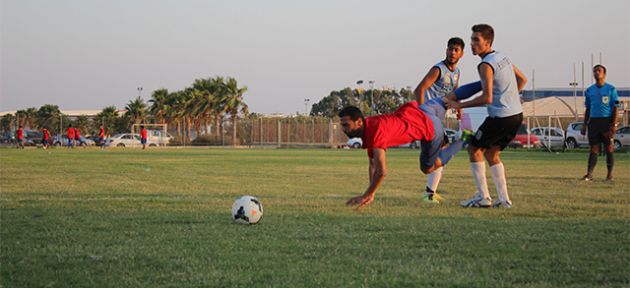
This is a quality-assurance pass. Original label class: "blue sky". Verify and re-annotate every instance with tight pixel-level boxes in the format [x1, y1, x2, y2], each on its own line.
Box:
[1, 0, 629, 113]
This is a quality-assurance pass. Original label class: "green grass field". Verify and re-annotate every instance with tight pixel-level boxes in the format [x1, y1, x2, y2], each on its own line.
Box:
[1, 148, 629, 287]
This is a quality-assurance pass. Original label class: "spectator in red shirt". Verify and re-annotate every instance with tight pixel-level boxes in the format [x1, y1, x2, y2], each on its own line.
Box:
[16, 125, 25, 149]
[140, 125, 148, 150]
[67, 124, 75, 148]
[42, 127, 50, 149]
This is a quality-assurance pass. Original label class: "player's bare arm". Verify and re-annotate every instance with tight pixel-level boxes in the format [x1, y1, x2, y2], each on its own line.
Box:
[414, 67, 440, 105]
[346, 148, 387, 209]
[512, 64, 527, 92]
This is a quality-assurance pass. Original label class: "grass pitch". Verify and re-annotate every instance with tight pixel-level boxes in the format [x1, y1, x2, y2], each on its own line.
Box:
[1, 148, 629, 287]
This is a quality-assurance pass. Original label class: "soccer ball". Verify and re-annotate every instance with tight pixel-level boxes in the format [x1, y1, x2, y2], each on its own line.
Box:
[231, 196, 263, 224]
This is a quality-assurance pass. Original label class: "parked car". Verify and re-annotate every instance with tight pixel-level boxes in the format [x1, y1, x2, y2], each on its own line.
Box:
[530, 127, 565, 149]
[53, 135, 95, 146]
[509, 124, 541, 148]
[109, 133, 159, 147]
[346, 137, 362, 149]
[614, 125, 630, 150]
[565, 122, 589, 149]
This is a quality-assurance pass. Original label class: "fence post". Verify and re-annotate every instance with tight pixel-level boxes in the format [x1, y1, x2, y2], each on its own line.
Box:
[259, 118, 263, 145]
[328, 120, 334, 147]
[277, 120, 281, 146]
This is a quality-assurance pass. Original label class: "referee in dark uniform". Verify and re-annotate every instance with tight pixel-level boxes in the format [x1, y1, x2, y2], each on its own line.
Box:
[580, 65, 619, 181]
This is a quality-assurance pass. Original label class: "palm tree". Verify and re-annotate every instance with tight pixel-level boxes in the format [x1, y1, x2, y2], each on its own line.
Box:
[149, 89, 169, 124]
[95, 106, 119, 135]
[125, 97, 147, 126]
[0, 113, 15, 133]
[224, 77, 248, 145]
[36, 104, 62, 132]
[23, 108, 38, 129]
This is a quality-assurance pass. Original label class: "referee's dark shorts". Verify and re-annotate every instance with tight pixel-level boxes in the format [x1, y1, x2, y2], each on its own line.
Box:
[587, 118, 614, 146]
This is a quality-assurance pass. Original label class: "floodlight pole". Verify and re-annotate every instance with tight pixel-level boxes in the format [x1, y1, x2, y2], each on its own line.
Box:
[369, 80, 375, 115]
[570, 64, 579, 120]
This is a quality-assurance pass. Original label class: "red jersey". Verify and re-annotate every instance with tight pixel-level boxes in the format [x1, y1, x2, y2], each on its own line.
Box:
[16, 129, 24, 140]
[43, 129, 50, 140]
[99, 128, 105, 138]
[67, 127, 75, 139]
[362, 101, 434, 158]
[140, 129, 148, 140]
[75, 129, 81, 139]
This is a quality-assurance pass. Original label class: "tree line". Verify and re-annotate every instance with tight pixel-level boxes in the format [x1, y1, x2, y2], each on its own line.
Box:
[310, 87, 415, 118]
[1, 76, 248, 145]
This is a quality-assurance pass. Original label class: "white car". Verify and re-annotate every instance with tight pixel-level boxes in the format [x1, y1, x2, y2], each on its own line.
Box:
[565, 122, 589, 149]
[614, 125, 630, 150]
[530, 127, 565, 149]
[108, 133, 159, 148]
[347, 137, 362, 149]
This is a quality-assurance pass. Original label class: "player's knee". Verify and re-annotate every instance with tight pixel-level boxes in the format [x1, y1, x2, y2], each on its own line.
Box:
[420, 165, 433, 174]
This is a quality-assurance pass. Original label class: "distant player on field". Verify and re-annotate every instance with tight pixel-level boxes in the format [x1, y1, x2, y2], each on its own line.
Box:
[580, 65, 619, 181]
[67, 124, 75, 148]
[99, 126, 106, 149]
[341, 83, 479, 209]
[140, 125, 148, 150]
[42, 127, 50, 149]
[446, 24, 527, 208]
[15, 125, 25, 149]
[413, 36, 466, 202]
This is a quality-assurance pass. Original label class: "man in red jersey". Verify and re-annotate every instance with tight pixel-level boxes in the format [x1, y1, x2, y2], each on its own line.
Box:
[67, 124, 75, 148]
[140, 125, 148, 150]
[99, 126, 106, 149]
[340, 83, 479, 209]
[42, 127, 50, 149]
[16, 125, 25, 149]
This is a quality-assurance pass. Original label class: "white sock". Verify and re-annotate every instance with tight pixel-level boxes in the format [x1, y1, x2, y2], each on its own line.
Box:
[426, 167, 443, 194]
[471, 162, 490, 199]
[490, 163, 510, 203]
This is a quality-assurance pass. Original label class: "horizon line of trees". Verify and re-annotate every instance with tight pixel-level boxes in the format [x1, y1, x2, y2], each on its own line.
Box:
[1, 76, 248, 145]
[310, 87, 415, 118]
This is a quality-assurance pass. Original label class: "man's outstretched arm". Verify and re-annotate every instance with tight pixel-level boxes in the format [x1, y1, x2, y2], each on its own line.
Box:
[346, 148, 387, 209]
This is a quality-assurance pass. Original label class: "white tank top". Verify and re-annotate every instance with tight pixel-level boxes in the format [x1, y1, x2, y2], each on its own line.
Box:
[481, 51, 522, 118]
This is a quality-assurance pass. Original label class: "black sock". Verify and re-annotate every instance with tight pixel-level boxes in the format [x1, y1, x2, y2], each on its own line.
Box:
[587, 152, 598, 176]
[425, 186, 434, 195]
[606, 151, 614, 176]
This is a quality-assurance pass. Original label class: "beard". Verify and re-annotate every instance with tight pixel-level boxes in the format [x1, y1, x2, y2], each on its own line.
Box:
[344, 129, 362, 139]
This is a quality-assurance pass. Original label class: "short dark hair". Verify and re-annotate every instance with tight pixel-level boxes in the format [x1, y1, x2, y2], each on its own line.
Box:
[447, 37, 465, 49]
[593, 64, 607, 74]
[338, 106, 365, 122]
[68, 124, 72, 127]
[472, 24, 494, 45]
[140, 125, 145, 129]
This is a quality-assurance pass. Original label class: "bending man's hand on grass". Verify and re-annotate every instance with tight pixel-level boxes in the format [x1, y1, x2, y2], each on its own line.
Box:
[346, 193, 375, 209]
[346, 148, 386, 209]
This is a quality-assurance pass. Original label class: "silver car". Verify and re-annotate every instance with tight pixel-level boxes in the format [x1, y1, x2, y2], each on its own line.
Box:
[614, 126, 630, 150]
[531, 127, 565, 149]
[565, 122, 589, 149]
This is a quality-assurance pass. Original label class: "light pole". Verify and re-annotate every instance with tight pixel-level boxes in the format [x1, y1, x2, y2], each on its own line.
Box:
[137, 86, 143, 98]
[304, 98, 310, 116]
[368, 80, 375, 114]
[570, 63, 579, 120]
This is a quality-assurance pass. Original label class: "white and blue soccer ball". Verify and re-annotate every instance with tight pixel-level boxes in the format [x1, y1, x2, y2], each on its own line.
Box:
[231, 196, 263, 224]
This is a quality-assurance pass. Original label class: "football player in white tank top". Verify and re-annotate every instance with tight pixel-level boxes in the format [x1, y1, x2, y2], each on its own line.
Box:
[446, 24, 527, 209]
[413, 37, 465, 204]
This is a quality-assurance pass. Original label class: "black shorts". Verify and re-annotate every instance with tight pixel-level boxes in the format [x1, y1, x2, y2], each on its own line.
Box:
[588, 118, 614, 146]
[471, 113, 523, 150]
